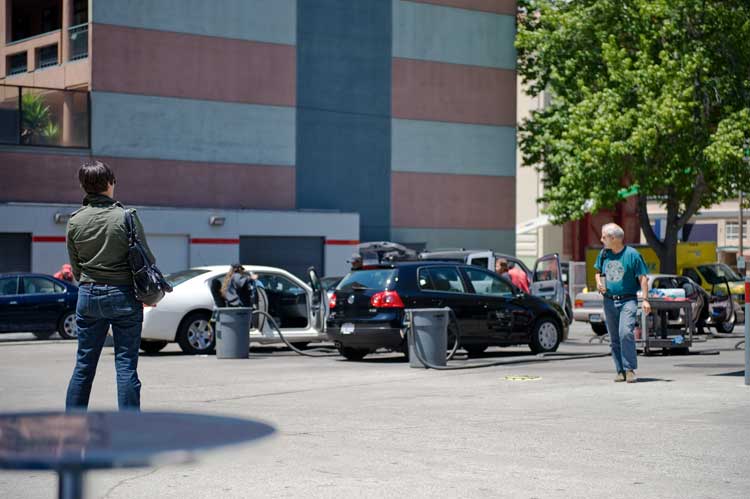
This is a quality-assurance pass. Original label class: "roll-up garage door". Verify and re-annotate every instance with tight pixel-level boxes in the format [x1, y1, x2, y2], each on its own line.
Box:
[240, 236, 324, 279]
[0, 233, 31, 272]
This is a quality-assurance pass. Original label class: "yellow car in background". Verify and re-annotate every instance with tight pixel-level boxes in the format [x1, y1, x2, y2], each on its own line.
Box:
[681, 263, 745, 333]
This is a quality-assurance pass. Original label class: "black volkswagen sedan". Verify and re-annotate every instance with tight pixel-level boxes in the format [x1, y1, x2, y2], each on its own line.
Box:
[0, 273, 78, 339]
[327, 261, 568, 360]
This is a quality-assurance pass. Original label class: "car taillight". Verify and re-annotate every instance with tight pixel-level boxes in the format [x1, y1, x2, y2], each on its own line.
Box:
[575, 299, 584, 309]
[370, 290, 404, 308]
[143, 303, 156, 309]
[329, 293, 337, 309]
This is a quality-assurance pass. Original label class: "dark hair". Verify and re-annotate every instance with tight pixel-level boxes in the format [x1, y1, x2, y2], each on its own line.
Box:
[79, 160, 116, 194]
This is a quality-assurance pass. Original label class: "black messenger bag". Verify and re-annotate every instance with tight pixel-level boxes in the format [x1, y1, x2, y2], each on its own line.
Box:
[124, 209, 173, 305]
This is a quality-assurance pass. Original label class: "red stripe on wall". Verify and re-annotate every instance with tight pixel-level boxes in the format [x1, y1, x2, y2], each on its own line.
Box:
[33, 236, 66, 243]
[393, 58, 516, 126]
[0, 152, 296, 210]
[325, 240, 360, 245]
[392, 172, 515, 230]
[406, 0, 516, 15]
[92, 24, 296, 107]
[190, 238, 240, 245]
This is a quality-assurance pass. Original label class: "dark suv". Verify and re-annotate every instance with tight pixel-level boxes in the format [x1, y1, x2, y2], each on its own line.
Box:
[326, 261, 568, 361]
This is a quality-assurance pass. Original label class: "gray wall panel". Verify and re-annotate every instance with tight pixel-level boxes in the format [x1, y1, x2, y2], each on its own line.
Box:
[91, 92, 295, 166]
[393, 0, 516, 69]
[392, 119, 516, 176]
[392, 227, 516, 254]
[92, 0, 296, 45]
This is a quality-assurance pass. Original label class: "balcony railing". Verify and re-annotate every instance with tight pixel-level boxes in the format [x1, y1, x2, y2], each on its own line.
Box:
[0, 84, 90, 148]
[6, 53, 28, 76]
[37, 44, 59, 69]
[68, 24, 88, 61]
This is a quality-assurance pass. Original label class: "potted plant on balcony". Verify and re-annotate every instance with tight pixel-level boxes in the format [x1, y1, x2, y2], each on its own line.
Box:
[20, 93, 60, 145]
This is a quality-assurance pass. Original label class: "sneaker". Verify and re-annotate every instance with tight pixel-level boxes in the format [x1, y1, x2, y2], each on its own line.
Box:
[614, 372, 626, 382]
[626, 370, 637, 383]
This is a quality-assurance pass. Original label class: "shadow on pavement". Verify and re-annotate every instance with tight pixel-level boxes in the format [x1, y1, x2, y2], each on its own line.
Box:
[634, 378, 674, 383]
[710, 370, 745, 377]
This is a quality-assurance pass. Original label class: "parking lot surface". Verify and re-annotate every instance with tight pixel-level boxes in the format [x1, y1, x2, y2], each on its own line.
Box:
[1, 323, 749, 498]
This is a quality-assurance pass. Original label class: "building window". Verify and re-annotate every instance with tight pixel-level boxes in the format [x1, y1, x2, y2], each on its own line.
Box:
[36, 44, 59, 69]
[6, 53, 28, 76]
[725, 221, 750, 241]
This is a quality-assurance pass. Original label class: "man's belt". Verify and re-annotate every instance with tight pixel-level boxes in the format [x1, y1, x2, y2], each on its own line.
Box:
[603, 293, 637, 301]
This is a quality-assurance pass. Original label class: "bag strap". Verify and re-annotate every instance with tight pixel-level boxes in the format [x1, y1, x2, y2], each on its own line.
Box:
[123, 208, 137, 245]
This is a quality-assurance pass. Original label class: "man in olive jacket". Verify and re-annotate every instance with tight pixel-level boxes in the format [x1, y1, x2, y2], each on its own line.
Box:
[65, 161, 154, 411]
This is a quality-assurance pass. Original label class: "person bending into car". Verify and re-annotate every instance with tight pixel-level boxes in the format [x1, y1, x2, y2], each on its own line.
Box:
[221, 264, 261, 307]
[494, 259, 514, 288]
[65, 160, 154, 411]
[595, 223, 651, 384]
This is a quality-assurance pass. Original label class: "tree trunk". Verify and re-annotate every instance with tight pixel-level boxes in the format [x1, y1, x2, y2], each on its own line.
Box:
[636, 194, 679, 274]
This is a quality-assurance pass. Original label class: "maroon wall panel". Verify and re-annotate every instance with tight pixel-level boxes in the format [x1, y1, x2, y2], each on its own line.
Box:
[393, 58, 515, 126]
[392, 172, 515, 229]
[92, 24, 295, 106]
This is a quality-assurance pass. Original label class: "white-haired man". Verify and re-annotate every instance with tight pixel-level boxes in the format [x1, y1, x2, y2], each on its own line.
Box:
[595, 223, 650, 383]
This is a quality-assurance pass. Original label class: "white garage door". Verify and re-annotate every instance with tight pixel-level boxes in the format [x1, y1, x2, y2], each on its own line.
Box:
[147, 235, 189, 275]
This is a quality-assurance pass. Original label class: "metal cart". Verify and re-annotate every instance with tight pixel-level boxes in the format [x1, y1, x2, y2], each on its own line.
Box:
[639, 297, 695, 355]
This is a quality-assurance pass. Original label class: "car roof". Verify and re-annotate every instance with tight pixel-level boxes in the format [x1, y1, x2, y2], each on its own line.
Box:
[0, 272, 58, 278]
[358, 261, 485, 270]
[192, 265, 297, 273]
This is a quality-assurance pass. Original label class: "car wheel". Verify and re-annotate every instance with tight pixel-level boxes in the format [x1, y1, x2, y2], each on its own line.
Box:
[529, 318, 561, 354]
[464, 345, 488, 357]
[140, 340, 168, 354]
[591, 323, 608, 336]
[338, 346, 368, 361]
[176, 311, 215, 355]
[57, 311, 77, 339]
[715, 312, 735, 334]
[33, 331, 55, 340]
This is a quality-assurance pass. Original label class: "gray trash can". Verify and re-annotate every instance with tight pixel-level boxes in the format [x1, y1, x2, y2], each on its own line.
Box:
[406, 308, 449, 368]
[215, 307, 252, 359]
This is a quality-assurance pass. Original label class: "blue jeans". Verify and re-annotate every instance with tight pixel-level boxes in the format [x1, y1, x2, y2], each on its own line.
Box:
[65, 284, 143, 410]
[603, 297, 638, 373]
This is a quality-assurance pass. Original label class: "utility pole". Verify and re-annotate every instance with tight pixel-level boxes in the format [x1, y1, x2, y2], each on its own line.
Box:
[743, 139, 750, 276]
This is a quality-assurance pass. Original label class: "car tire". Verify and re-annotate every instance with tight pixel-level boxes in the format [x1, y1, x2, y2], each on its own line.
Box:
[57, 311, 77, 339]
[464, 345, 488, 357]
[140, 340, 168, 354]
[33, 331, 55, 340]
[176, 311, 215, 355]
[591, 323, 608, 336]
[338, 346, 368, 361]
[715, 312, 735, 334]
[529, 318, 561, 354]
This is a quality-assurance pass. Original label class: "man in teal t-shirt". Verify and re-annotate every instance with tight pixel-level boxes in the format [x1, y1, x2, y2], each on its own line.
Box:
[594, 223, 650, 383]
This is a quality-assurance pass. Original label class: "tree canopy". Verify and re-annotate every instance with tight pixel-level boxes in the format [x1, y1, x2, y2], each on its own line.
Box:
[516, 0, 750, 272]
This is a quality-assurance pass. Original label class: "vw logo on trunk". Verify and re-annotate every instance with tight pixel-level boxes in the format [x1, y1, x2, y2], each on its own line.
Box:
[347, 295, 355, 305]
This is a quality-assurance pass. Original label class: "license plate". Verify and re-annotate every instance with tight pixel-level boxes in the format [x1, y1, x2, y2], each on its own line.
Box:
[341, 323, 355, 335]
[589, 314, 602, 323]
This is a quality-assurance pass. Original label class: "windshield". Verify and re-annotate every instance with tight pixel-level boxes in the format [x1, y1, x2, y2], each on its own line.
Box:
[697, 264, 741, 284]
[165, 269, 210, 287]
[320, 277, 342, 290]
[337, 269, 398, 291]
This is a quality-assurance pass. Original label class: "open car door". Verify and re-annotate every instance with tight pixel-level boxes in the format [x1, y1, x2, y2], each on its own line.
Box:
[531, 253, 571, 324]
[307, 266, 327, 333]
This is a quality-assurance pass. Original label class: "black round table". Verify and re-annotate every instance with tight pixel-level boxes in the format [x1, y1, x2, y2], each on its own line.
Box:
[0, 411, 275, 499]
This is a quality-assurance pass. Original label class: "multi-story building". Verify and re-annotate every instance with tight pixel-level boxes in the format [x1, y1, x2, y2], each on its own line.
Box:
[1, 0, 518, 277]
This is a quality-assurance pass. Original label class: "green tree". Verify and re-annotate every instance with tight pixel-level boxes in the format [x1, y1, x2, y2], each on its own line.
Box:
[517, 0, 750, 272]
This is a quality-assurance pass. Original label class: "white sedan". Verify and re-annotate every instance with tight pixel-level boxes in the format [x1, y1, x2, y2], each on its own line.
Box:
[140, 265, 328, 354]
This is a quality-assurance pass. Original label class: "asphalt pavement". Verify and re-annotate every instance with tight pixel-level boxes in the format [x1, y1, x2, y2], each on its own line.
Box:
[0, 323, 748, 498]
